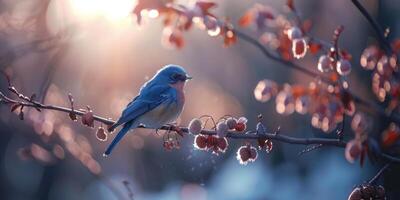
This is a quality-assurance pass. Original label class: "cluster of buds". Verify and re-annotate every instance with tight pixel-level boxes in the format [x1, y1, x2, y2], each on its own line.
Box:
[133, 1, 237, 49]
[188, 115, 249, 155]
[239, 2, 317, 61]
[358, 39, 400, 151]
[348, 184, 386, 200]
[189, 115, 275, 163]
[255, 80, 354, 133]
[163, 138, 180, 151]
[317, 47, 352, 76]
[163, 130, 181, 151]
[221, 117, 248, 132]
[344, 114, 373, 165]
[360, 45, 398, 103]
[193, 134, 228, 154]
[188, 116, 248, 136]
[68, 95, 112, 142]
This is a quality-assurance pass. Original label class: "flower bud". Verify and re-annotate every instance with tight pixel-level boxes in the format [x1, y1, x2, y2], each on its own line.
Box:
[292, 38, 307, 59]
[317, 55, 332, 73]
[226, 117, 237, 129]
[345, 139, 362, 163]
[336, 59, 352, 76]
[194, 135, 207, 150]
[188, 118, 203, 135]
[216, 121, 229, 137]
[287, 26, 302, 40]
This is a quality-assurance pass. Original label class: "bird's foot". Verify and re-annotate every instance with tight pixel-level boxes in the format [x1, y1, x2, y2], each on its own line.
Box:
[167, 123, 184, 137]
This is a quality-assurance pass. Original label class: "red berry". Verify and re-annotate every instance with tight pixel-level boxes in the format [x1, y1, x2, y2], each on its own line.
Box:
[238, 146, 250, 163]
[292, 38, 307, 59]
[194, 135, 207, 150]
[96, 127, 107, 141]
[237, 117, 248, 124]
[257, 138, 267, 149]
[249, 147, 258, 160]
[206, 135, 218, 149]
[235, 123, 246, 132]
[265, 140, 273, 153]
[163, 141, 171, 150]
[210, 145, 220, 154]
[217, 137, 228, 152]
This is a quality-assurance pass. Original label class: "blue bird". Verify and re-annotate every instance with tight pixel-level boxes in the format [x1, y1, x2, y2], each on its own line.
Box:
[104, 64, 192, 156]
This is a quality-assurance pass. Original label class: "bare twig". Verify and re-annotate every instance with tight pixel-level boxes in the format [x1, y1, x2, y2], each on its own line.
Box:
[368, 163, 391, 184]
[2, 89, 400, 163]
[298, 144, 324, 156]
[232, 29, 400, 125]
[351, 0, 392, 54]
[0, 90, 346, 146]
[166, 2, 400, 125]
[233, 30, 332, 83]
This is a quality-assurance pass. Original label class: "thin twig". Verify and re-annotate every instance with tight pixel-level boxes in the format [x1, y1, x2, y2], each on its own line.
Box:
[232, 29, 400, 125]
[168, 2, 400, 125]
[2, 90, 400, 163]
[298, 144, 323, 156]
[368, 163, 391, 184]
[351, 0, 392, 54]
[0, 91, 345, 147]
[233, 30, 333, 83]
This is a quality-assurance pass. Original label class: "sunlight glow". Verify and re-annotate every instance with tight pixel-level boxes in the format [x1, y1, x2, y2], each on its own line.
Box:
[71, 0, 136, 21]
[148, 9, 160, 19]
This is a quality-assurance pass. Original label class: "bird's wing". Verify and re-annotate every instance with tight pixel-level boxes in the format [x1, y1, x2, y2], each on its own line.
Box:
[113, 84, 175, 127]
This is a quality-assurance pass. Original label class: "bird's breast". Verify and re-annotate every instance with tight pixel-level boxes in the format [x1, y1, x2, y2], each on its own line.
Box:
[170, 82, 186, 104]
[137, 99, 184, 129]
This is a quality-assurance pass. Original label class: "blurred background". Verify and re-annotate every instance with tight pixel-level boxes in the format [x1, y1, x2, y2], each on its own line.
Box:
[0, 0, 399, 199]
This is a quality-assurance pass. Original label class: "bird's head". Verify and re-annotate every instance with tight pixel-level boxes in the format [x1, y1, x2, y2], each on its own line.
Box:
[153, 64, 192, 85]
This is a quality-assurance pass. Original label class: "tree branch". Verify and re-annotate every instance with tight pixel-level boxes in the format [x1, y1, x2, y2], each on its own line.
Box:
[232, 29, 400, 125]
[368, 163, 391, 184]
[0, 91, 344, 146]
[168, 1, 400, 125]
[2, 89, 400, 163]
[351, 0, 392, 54]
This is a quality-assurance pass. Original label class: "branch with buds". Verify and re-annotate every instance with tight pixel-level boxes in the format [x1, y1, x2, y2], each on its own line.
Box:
[1, 79, 399, 164]
[1, 0, 400, 199]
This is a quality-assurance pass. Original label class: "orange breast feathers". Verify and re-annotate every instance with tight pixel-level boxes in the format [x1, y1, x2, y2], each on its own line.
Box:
[170, 81, 186, 103]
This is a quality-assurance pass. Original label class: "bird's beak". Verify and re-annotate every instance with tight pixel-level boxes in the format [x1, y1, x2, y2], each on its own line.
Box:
[185, 75, 193, 80]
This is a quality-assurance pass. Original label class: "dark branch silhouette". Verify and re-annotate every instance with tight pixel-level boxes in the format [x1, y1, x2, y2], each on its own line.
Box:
[1, 82, 399, 163]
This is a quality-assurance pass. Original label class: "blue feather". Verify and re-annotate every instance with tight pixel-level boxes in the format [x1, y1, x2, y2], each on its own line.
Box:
[103, 64, 189, 156]
[104, 121, 133, 156]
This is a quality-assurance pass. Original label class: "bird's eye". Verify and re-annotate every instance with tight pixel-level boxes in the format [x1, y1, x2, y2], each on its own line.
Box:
[171, 73, 185, 81]
[171, 73, 179, 80]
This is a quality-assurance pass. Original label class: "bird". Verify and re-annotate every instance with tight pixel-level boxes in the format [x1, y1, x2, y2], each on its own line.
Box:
[104, 64, 192, 156]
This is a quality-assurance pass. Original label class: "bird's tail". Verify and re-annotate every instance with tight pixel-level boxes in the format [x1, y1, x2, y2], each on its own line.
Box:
[104, 121, 133, 156]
